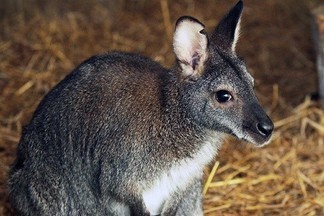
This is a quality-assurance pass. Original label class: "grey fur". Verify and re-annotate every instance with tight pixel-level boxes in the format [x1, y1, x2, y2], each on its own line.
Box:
[8, 1, 273, 215]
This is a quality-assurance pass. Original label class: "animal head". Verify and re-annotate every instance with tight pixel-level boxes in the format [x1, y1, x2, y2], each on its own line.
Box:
[173, 1, 273, 146]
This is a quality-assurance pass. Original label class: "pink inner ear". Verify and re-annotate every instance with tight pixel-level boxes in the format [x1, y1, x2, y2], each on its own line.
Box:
[191, 53, 200, 70]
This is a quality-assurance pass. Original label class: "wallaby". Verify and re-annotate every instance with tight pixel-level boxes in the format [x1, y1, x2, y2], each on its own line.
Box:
[8, 1, 273, 215]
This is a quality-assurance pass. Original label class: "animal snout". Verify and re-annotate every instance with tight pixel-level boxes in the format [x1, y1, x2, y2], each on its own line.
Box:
[256, 121, 273, 138]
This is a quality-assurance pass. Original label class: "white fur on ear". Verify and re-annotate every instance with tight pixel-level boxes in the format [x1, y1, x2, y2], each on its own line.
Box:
[232, 17, 241, 53]
[173, 17, 208, 80]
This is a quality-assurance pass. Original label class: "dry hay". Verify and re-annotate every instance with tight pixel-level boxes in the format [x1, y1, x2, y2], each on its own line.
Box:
[0, 0, 323, 215]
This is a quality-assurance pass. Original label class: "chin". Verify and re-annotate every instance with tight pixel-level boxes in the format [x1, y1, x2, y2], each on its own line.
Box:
[243, 134, 273, 148]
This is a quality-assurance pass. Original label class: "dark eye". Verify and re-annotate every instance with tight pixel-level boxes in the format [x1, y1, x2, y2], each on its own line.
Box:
[215, 90, 233, 103]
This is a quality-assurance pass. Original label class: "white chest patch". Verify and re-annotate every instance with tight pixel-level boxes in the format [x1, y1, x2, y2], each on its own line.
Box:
[142, 132, 224, 215]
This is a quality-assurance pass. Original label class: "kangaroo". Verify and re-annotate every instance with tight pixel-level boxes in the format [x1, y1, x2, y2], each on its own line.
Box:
[8, 1, 273, 215]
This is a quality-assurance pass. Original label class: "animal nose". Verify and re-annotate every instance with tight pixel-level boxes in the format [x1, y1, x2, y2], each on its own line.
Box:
[256, 121, 274, 137]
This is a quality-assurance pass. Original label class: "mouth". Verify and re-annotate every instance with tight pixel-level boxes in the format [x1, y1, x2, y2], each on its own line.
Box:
[241, 123, 273, 146]
[242, 130, 272, 147]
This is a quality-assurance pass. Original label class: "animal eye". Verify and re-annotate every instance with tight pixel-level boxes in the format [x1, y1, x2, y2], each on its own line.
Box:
[215, 90, 233, 103]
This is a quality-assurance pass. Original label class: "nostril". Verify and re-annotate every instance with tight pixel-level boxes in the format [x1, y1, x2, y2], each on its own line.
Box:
[256, 122, 273, 137]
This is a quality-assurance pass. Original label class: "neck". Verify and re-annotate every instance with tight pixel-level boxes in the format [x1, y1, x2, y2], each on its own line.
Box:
[158, 70, 211, 157]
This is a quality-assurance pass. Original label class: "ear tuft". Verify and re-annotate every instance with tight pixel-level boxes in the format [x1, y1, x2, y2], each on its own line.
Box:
[212, 0, 243, 53]
[173, 16, 208, 81]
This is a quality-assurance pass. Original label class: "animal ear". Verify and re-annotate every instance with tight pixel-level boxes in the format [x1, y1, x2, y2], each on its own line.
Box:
[173, 16, 208, 81]
[211, 0, 243, 53]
